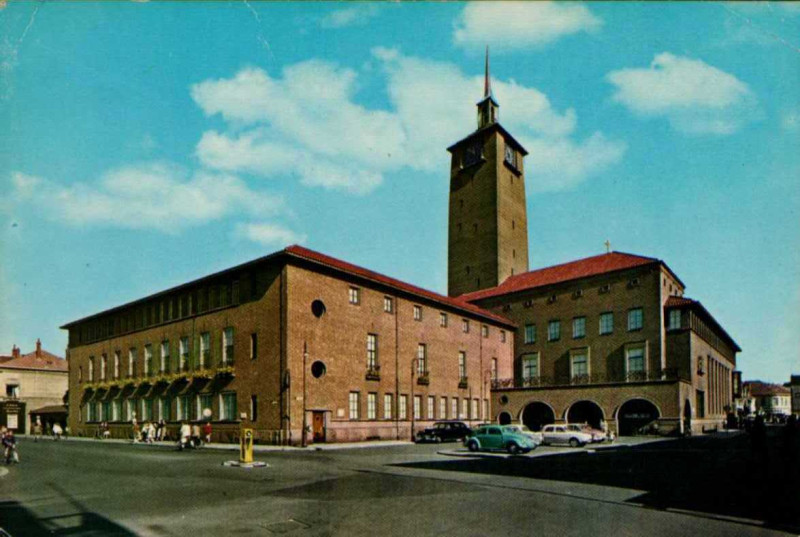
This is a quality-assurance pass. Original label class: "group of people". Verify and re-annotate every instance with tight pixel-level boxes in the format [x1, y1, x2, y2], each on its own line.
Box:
[178, 421, 213, 450]
[130, 419, 170, 443]
[1, 426, 18, 464]
[31, 417, 64, 441]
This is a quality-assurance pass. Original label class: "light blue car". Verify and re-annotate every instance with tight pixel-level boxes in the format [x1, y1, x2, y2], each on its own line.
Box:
[464, 425, 537, 455]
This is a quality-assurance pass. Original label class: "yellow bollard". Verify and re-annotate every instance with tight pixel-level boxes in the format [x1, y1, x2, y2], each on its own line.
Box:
[240, 428, 254, 464]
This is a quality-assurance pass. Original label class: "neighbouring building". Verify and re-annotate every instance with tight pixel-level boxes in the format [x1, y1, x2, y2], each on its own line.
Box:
[743, 381, 792, 419]
[447, 52, 740, 436]
[0, 340, 68, 433]
[63, 246, 515, 444]
[790, 375, 800, 416]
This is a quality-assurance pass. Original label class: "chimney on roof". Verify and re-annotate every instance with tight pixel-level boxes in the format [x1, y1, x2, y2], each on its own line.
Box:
[36, 338, 42, 357]
[12, 345, 20, 359]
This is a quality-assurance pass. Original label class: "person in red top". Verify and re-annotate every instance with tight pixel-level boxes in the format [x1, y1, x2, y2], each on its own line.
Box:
[202, 422, 212, 444]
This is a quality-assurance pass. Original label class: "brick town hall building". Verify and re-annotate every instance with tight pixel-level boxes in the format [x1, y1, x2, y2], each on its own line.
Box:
[64, 57, 739, 443]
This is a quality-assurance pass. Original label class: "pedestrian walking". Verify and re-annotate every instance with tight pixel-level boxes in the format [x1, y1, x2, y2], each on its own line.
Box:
[179, 422, 191, 450]
[3, 430, 19, 464]
[132, 418, 140, 443]
[203, 421, 212, 445]
[156, 419, 165, 441]
[191, 423, 202, 447]
[33, 418, 43, 442]
[52, 423, 63, 441]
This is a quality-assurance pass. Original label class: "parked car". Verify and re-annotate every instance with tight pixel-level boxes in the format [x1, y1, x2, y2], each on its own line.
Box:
[415, 421, 472, 443]
[565, 423, 605, 443]
[541, 424, 593, 447]
[500, 424, 543, 448]
[464, 425, 537, 455]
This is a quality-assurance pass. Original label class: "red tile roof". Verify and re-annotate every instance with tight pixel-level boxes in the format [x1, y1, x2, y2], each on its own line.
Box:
[460, 251, 665, 302]
[1, 349, 67, 372]
[745, 381, 791, 397]
[284, 245, 515, 327]
[664, 296, 696, 307]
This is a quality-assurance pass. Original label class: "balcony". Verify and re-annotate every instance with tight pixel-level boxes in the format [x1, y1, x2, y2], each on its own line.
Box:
[365, 365, 381, 381]
[458, 376, 469, 389]
[491, 368, 684, 390]
[416, 372, 430, 386]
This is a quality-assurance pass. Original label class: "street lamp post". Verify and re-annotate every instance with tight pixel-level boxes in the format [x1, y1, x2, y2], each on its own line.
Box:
[410, 357, 418, 442]
[302, 341, 308, 448]
[484, 369, 493, 423]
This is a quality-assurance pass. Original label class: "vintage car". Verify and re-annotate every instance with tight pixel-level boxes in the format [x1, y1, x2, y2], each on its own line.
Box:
[500, 424, 543, 447]
[464, 425, 537, 455]
[565, 423, 605, 443]
[541, 424, 593, 447]
[415, 421, 472, 443]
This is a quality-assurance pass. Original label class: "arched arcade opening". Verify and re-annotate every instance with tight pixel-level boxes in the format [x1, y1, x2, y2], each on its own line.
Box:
[566, 400, 604, 429]
[521, 402, 555, 431]
[617, 398, 661, 436]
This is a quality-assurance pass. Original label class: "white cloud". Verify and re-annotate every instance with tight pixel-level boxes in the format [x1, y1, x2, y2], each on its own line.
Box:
[233, 222, 306, 246]
[9, 163, 285, 232]
[191, 50, 624, 194]
[453, 2, 602, 50]
[320, 4, 379, 29]
[607, 53, 759, 135]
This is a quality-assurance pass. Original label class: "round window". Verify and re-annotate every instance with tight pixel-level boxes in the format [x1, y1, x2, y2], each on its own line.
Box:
[311, 361, 327, 379]
[499, 395, 509, 405]
[311, 300, 326, 318]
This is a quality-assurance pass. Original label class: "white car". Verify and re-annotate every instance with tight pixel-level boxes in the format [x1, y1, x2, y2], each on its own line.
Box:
[565, 423, 605, 443]
[501, 424, 543, 447]
[541, 424, 593, 447]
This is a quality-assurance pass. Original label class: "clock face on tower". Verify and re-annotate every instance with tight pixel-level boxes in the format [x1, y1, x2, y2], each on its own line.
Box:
[463, 140, 483, 168]
[504, 144, 517, 168]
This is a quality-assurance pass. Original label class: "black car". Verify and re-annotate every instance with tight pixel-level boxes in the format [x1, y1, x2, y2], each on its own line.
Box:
[415, 421, 472, 443]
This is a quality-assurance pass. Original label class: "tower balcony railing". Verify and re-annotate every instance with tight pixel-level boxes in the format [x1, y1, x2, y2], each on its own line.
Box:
[492, 368, 684, 390]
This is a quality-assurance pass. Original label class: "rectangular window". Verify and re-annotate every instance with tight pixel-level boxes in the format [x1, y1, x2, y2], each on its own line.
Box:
[451, 398, 458, 420]
[439, 397, 447, 420]
[141, 399, 153, 421]
[367, 392, 377, 420]
[250, 333, 258, 360]
[599, 312, 614, 335]
[200, 332, 210, 369]
[197, 394, 213, 421]
[159, 397, 171, 421]
[462, 319, 470, 333]
[220, 393, 237, 421]
[113, 351, 120, 379]
[471, 399, 478, 420]
[440, 312, 448, 327]
[367, 334, 378, 370]
[628, 308, 643, 331]
[250, 395, 258, 421]
[548, 320, 561, 341]
[126, 399, 136, 422]
[399, 395, 407, 420]
[458, 351, 467, 379]
[413, 395, 421, 419]
[500, 330, 506, 343]
[112, 400, 121, 421]
[626, 346, 646, 376]
[417, 344, 427, 375]
[160, 341, 170, 373]
[100, 354, 107, 380]
[491, 358, 498, 380]
[483, 399, 488, 421]
[128, 349, 136, 377]
[572, 317, 586, 339]
[571, 352, 589, 378]
[144, 345, 153, 376]
[383, 296, 393, 313]
[384, 394, 393, 420]
[427, 396, 435, 419]
[180, 337, 189, 371]
[349, 287, 360, 305]
[522, 353, 539, 382]
[177, 395, 190, 421]
[223, 327, 234, 365]
[461, 399, 468, 419]
[349, 392, 360, 420]
[413, 305, 422, 321]
[481, 325, 488, 338]
[668, 309, 681, 330]
[101, 402, 111, 422]
[524, 324, 536, 344]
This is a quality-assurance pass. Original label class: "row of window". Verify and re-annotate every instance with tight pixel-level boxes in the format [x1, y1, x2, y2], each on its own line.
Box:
[347, 391, 488, 422]
[348, 287, 507, 342]
[366, 334, 484, 381]
[520, 343, 647, 380]
[82, 392, 241, 423]
[522, 308, 644, 345]
[81, 327, 245, 382]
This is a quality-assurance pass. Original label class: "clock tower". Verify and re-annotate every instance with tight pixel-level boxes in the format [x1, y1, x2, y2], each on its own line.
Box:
[447, 49, 529, 297]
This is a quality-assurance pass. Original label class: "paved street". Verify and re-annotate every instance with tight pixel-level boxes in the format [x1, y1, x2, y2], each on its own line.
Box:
[1, 430, 797, 536]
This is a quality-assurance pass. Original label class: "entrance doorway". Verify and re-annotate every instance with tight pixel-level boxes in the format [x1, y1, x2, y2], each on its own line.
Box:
[312, 411, 326, 442]
[566, 400, 604, 429]
[521, 402, 555, 431]
[617, 399, 660, 435]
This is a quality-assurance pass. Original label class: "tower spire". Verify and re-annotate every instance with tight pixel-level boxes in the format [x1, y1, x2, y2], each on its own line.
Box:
[484, 45, 491, 98]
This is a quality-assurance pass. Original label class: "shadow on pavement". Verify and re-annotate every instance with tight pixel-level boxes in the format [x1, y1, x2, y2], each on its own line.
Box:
[394, 428, 800, 533]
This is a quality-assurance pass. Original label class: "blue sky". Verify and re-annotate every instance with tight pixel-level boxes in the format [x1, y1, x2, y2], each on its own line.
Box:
[1, 2, 798, 383]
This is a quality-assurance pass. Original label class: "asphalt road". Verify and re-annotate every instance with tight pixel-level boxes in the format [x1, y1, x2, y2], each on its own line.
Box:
[1, 431, 797, 536]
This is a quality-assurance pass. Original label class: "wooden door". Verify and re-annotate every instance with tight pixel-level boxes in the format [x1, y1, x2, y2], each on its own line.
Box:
[312, 411, 325, 442]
